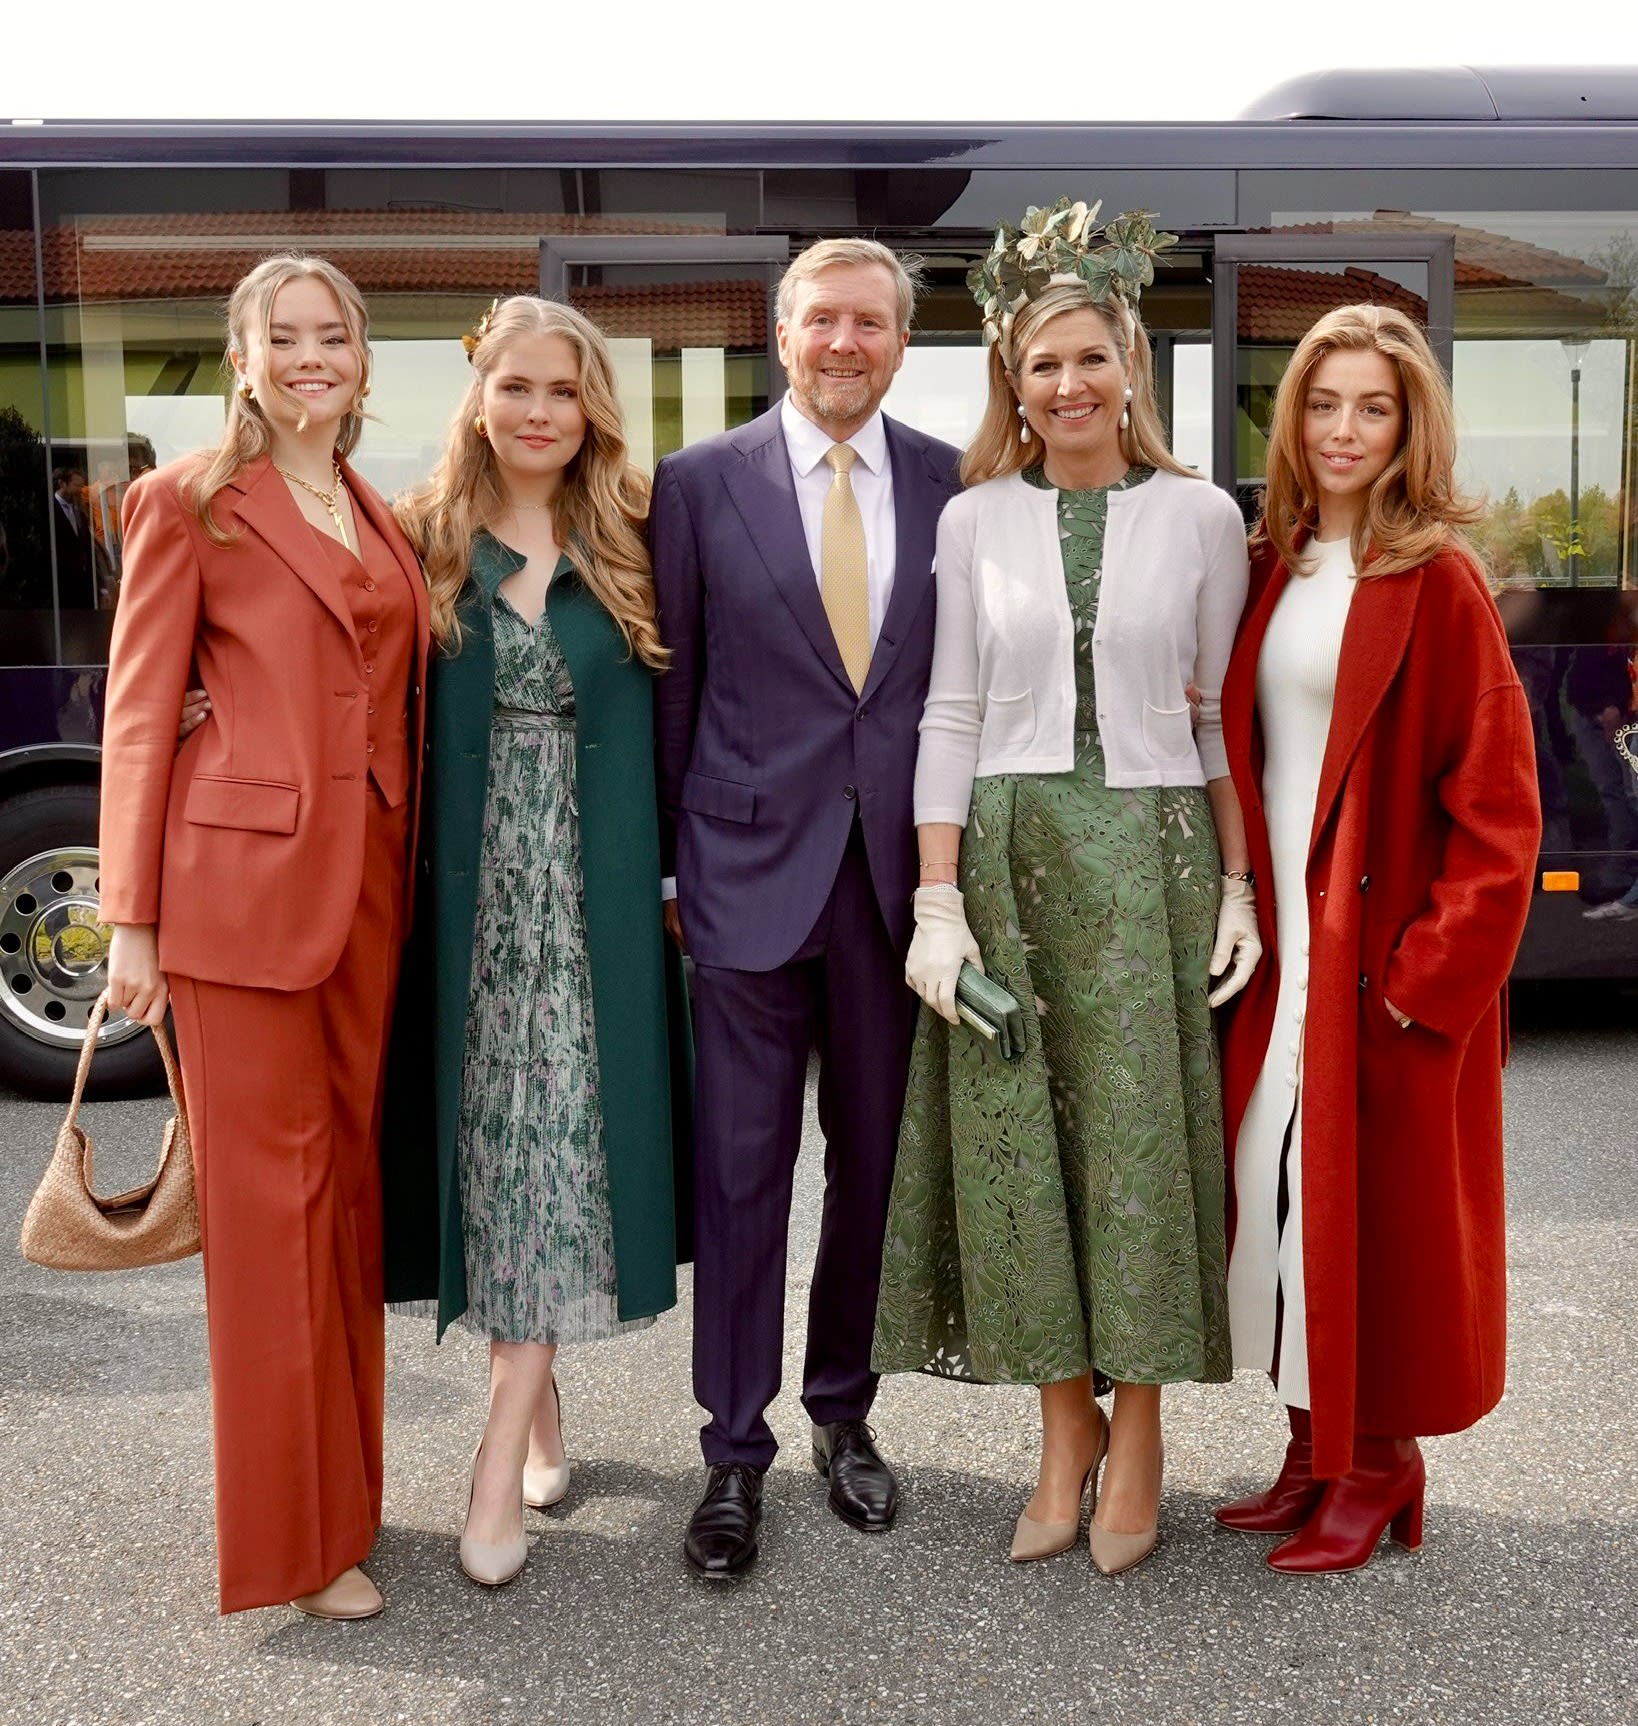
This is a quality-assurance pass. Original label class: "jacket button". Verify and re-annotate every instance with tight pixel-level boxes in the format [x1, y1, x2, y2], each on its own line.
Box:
[1360, 874, 1371, 892]
[843, 785, 857, 800]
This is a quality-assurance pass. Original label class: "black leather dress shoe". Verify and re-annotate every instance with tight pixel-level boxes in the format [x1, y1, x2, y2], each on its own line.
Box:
[811, 1420, 898, 1532]
[683, 1462, 764, 1579]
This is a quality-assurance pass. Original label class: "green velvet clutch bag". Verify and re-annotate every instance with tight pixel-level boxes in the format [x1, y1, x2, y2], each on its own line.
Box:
[954, 962, 1024, 1062]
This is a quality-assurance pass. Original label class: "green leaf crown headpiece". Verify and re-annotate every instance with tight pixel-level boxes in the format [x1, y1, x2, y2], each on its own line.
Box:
[967, 198, 1178, 365]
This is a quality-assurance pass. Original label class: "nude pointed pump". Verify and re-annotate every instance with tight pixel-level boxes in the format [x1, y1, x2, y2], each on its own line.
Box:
[1010, 1415, 1109, 1563]
[1088, 1444, 1163, 1576]
[290, 1565, 383, 1620]
[460, 1444, 529, 1587]
[522, 1378, 571, 1511]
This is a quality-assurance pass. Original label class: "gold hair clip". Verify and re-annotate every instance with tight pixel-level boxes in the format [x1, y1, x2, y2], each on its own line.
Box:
[461, 297, 500, 362]
[967, 199, 1177, 363]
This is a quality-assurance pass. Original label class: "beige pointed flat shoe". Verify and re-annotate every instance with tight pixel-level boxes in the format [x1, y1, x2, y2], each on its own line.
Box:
[522, 1378, 572, 1511]
[1009, 1413, 1109, 1563]
[290, 1565, 383, 1620]
[1089, 1443, 1163, 1576]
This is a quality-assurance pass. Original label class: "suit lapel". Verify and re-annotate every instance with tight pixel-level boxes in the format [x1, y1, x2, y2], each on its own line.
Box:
[1308, 564, 1422, 859]
[341, 456, 432, 679]
[721, 410, 855, 693]
[228, 456, 358, 646]
[863, 418, 942, 700]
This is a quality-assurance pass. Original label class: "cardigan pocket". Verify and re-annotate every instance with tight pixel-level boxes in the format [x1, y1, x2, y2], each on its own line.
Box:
[1140, 699, 1194, 765]
[981, 689, 1037, 754]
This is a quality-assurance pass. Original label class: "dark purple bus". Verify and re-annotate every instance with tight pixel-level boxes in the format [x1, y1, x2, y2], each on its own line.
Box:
[3, 66, 1636, 1091]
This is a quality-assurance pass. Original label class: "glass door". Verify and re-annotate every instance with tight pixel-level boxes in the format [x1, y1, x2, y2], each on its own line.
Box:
[540, 235, 790, 472]
[1210, 233, 1456, 520]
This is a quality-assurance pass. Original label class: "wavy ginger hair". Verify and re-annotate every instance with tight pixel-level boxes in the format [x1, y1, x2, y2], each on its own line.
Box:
[182, 253, 372, 543]
[1254, 303, 1483, 578]
[962, 284, 1197, 488]
[397, 296, 664, 666]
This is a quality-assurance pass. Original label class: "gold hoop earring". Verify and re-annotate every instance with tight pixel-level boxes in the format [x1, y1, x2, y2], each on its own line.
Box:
[473, 413, 487, 438]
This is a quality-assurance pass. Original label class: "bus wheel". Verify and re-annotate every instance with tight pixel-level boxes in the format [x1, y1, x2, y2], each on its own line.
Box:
[0, 785, 165, 1099]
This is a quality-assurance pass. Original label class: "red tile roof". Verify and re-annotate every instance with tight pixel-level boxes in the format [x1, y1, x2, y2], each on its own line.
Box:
[1270, 213, 1606, 290]
[1236, 264, 1429, 342]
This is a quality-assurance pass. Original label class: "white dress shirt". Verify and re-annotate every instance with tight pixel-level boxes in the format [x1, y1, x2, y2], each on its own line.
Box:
[780, 392, 897, 646]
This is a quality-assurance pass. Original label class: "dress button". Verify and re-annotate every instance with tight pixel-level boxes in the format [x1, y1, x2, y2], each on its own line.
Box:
[1360, 874, 1371, 891]
[365, 580, 377, 593]
[368, 620, 379, 634]
[843, 785, 857, 801]
[1358, 973, 1369, 990]
[364, 663, 375, 675]
[1297, 975, 1308, 991]
[1287, 1040, 1299, 1055]
[366, 742, 375, 754]
[367, 705, 376, 716]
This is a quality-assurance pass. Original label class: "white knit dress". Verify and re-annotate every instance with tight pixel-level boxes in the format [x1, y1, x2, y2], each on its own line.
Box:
[1227, 536, 1357, 1408]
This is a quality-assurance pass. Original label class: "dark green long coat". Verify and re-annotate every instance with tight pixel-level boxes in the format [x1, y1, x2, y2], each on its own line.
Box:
[382, 533, 692, 1336]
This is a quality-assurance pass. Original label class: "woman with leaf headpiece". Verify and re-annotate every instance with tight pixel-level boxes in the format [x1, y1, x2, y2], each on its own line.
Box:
[873, 201, 1259, 1576]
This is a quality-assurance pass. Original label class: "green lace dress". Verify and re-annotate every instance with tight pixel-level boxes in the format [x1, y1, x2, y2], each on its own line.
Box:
[455, 589, 652, 1347]
[873, 466, 1231, 1388]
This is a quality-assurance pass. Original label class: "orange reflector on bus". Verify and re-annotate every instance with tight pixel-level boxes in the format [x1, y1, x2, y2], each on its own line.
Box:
[1541, 871, 1580, 892]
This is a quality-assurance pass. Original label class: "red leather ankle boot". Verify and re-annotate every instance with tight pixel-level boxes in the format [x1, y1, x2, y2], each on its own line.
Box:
[1215, 1406, 1321, 1534]
[1266, 1435, 1424, 1575]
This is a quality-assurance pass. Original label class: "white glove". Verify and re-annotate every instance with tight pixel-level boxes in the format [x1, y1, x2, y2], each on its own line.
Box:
[1207, 876, 1262, 1008]
[905, 885, 983, 1025]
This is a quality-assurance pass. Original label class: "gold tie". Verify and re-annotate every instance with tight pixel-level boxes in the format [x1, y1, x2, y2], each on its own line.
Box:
[820, 443, 871, 693]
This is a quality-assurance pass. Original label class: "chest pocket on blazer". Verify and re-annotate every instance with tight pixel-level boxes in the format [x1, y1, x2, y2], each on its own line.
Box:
[184, 774, 300, 834]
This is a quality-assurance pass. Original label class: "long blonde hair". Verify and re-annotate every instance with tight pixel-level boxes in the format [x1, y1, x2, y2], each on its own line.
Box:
[182, 254, 372, 544]
[1255, 304, 1483, 578]
[962, 284, 1196, 488]
[397, 296, 663, 666]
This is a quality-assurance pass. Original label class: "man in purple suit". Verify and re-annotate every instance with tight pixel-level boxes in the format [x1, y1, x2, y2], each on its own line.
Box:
[651, 239, 962, 1578]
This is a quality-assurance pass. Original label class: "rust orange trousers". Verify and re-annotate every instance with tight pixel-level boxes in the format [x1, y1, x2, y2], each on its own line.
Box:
[169, 788, 407, 1613]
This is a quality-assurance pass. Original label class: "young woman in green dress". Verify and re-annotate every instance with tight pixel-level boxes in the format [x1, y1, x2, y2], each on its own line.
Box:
[385, 297, 688, 1588]
[875, 206, 1261, 1574]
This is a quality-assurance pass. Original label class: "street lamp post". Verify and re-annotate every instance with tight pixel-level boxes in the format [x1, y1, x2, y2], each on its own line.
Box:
[1562, 337, 1591, 587]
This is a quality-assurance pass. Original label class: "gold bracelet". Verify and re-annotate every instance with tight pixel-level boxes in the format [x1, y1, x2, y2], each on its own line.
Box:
[919, 860, 959, 872]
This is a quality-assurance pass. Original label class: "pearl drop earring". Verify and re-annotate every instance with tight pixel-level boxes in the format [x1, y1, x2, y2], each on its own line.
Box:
[1119, 385, 1132, 431]
[1016, 401, 1030, 445]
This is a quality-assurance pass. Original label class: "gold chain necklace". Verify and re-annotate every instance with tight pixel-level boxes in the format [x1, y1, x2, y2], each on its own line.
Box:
[277, 460, 353, 554]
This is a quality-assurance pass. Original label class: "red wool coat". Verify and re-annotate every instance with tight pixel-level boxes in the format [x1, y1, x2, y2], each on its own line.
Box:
[1220, 542, 1542, 1480]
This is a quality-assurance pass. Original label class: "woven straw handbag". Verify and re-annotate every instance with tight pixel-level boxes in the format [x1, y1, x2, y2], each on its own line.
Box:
[19, 991, 200, 1270]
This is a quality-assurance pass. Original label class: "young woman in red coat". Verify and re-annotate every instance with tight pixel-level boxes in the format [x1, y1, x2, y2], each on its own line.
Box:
[1216, 305, 1541, 1574]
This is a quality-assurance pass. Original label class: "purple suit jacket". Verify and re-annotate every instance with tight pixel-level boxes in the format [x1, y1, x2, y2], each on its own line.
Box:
[651, 404, 962, 972]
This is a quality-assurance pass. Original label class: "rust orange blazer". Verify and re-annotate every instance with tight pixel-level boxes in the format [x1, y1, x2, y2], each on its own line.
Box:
[99, 453, 430, 989]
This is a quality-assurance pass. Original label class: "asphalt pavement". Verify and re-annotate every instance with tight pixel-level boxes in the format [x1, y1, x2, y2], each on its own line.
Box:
[0, 984, 1633, 1726]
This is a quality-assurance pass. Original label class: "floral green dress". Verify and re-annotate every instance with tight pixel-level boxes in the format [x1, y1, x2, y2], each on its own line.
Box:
[456, 589, 652, 1346]
[873, 466, 1231, 1388]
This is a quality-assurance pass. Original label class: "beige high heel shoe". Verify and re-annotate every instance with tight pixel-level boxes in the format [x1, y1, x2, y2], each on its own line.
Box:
[290, 1565, 383, 1620]
[460, 1442, 528, 1587]
[1010, 1412, 1110, 1563]
[1089, 1443, 1164, 1576]
[522, 1377, 572, 1512]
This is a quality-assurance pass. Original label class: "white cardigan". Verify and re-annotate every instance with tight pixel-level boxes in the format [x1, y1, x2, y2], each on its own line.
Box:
[914, 468, 1250, 825]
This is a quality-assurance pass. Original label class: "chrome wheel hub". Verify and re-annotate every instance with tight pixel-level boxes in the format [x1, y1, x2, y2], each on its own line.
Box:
[0, 847, 143, 1049]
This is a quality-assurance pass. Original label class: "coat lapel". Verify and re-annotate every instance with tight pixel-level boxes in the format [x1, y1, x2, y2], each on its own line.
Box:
[227, 456, 357, 646]
[1308, 565, 1423, 859]
[721, 410, 856, 696]
[863, 418, 942, 700]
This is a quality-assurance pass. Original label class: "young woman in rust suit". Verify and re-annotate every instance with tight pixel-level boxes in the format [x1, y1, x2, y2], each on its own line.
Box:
[100, 254, 430, 1618]
[1217, 305, 1540, 1573]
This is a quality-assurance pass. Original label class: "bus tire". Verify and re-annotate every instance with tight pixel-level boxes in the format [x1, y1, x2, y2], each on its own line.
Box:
[0, 784, 166, 1099]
